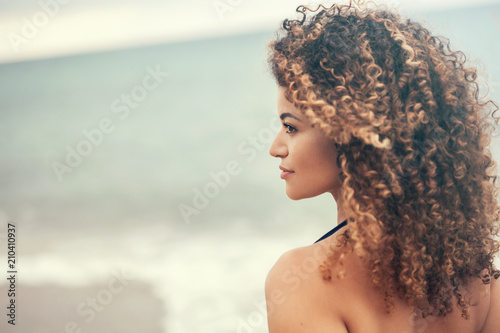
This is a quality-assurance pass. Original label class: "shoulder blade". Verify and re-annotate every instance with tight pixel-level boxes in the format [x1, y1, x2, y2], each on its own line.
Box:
[480, 276, 499, 333]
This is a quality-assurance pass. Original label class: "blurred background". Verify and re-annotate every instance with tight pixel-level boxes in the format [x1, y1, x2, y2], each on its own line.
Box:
[0, 0, 499, 332]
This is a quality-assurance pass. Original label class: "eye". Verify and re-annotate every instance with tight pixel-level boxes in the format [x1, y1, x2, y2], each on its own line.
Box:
[283, 122, 297, 134]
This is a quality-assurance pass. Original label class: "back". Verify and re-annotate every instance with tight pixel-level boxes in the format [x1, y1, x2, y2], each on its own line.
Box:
[265, 233, 499, 333]
[481, 274, 499, 333]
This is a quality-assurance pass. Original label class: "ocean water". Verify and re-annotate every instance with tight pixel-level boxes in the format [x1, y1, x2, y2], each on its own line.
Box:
[0, 4, 499, 333]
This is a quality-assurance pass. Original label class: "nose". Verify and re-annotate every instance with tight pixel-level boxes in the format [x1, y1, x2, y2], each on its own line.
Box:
[269, 131, 288, 158]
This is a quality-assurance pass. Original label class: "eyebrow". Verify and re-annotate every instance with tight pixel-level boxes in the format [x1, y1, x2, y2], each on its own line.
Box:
[279, 112, 303, 122]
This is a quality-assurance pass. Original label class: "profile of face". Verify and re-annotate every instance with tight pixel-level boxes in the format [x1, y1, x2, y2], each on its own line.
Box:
[269, 86, 342, 201]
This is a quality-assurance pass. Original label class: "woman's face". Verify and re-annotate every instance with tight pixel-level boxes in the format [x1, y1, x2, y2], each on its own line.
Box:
[269, 86, 342, 201]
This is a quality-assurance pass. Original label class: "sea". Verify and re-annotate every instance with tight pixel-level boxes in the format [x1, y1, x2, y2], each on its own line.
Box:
[0, 4, 499, 333]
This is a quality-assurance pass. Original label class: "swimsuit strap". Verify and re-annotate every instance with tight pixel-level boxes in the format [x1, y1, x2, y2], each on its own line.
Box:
[314, 220, 347, 243]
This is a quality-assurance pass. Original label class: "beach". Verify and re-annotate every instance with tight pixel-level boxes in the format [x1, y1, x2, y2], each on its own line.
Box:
[0, 4, 499, 332]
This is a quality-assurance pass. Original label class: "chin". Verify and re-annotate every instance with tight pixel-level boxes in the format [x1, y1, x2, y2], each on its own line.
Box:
[285, 189, 318, 201]
[286, 193, 303, 201]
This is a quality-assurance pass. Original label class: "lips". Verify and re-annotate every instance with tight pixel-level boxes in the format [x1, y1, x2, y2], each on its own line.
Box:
[279, 166, 294, 173]
[279, 166, 294, 179]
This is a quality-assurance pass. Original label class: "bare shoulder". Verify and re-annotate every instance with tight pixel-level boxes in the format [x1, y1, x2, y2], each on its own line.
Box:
[480, 275, 500, 333]
[265, 243, 348, 333]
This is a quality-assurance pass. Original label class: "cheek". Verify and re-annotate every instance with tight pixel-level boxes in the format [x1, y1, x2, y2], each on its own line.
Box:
[286, 136, 341, 199]
[311, 140, 338, 166]
[298, 140, 338, 176]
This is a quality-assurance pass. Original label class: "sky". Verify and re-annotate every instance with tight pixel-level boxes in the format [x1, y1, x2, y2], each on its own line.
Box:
[1, 0, 499, 64]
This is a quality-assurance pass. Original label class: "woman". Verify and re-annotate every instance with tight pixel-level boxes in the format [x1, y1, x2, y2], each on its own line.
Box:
[265, 1, 500, 332]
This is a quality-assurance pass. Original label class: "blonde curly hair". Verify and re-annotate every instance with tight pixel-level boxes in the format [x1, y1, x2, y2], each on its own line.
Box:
[268, 0, 500, 319]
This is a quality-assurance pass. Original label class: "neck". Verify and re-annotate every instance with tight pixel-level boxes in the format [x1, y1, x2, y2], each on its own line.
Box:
[337, 204, 347, 224]
[331, 189, 347, 224]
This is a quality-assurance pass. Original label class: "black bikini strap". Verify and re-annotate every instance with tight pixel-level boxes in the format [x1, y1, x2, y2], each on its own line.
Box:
[314, 220, 347, 243]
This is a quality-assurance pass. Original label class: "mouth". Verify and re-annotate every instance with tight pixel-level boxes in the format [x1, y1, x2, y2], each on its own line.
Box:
[279, 166, 294, 179]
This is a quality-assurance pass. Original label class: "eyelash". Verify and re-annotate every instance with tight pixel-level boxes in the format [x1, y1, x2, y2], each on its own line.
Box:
[282, 122, 297, 134]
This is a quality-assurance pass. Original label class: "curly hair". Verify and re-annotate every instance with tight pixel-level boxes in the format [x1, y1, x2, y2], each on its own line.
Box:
[268, 0, 500, 319]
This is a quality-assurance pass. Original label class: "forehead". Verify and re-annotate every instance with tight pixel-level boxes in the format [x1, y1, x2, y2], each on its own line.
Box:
[277, 87, 300, 115]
